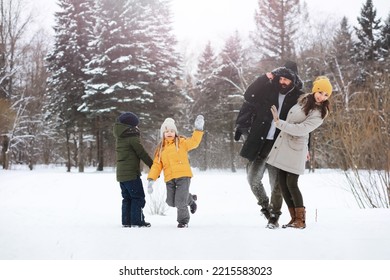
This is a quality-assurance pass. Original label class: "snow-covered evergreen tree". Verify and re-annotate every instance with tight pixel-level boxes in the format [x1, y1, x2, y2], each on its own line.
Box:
[216, 32, 247, 172]
[140, 0, 184, 123]
[353, 0, 382, 62]
[82, 0, 150, 118]
[329, 17, 355, 109]
[379, 12, 390, 61]
[45, 0, 183, 170]
[80, 0, 129, 170]
[194, 41, 219, 118]
[83, 0, 182, 116]
[332, 17, 354, 66]
[192, 42, 219, 170]
[193, 33, 247, 170]
[251, 0, 300, 62]
[45, 0, 95, 172]
[82, 0, 183, 142]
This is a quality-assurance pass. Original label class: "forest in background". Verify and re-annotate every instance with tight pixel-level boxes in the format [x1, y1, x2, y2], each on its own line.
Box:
[0, 0, 388, 179]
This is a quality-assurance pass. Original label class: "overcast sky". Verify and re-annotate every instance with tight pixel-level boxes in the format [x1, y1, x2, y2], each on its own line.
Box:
[27, 0, 389, 55]
[30, 0, 389, 35]
[171, 0, 389, 46]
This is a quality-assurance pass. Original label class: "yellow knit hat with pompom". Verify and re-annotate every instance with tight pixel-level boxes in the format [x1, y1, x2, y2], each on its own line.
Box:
[312, 76, 332, 96]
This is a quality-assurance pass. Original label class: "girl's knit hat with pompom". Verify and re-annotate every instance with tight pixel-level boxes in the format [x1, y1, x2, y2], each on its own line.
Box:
[160, 118, 178, 138]
[157, 118, 179, 161]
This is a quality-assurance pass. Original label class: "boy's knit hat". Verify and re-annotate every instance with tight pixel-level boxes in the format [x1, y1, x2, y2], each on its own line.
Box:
[160, 118, 178, 138]
[312, 76, 333, 96]
[118, 112, 139, 127]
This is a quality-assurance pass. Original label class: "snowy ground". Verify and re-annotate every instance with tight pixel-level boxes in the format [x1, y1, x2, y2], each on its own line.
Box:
[0, 166, 389, 279]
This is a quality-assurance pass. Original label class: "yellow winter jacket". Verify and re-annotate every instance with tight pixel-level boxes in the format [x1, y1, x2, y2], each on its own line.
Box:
[148, 130, 203, 182]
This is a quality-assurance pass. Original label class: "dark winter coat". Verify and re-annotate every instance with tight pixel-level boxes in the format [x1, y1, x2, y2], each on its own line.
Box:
[113, 122, 153, 182]
[235, 72, 304, 161]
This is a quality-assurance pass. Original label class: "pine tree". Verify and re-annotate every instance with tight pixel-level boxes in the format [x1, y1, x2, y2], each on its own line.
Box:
[45, 0, 95, 172]
[216, 32, 247, 172]
[134, 0, 184, 124]
[329, 17, 355, 108]
[194, 33, 247, 170]
[80, 0, 130, 170]
[194, 41, 219, 117]
[83, 0, 182, 126]
[83, 0, 147, 116]
[379, 12, 390, 60]
[81, 0, 183, 168]
[251, 0, 300, 62]
[332, 17, 354, 66]
[353, 0, 382, 62]
[192, 42, 219, 170]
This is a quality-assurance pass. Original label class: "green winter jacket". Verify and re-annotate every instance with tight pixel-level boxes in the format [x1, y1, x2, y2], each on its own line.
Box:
[113, 122, 153, 182]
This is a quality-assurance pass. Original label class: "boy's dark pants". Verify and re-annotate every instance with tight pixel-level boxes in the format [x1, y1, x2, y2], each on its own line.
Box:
[120, 177, 146, 226]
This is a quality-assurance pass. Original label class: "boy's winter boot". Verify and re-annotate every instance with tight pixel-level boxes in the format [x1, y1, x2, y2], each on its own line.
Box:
[131, 221, 151, 228]
[291, 207, 306, 229]
[282, 207, 296, 228]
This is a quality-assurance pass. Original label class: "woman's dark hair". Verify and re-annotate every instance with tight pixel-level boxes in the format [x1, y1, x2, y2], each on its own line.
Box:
[301, 94, 330, 119]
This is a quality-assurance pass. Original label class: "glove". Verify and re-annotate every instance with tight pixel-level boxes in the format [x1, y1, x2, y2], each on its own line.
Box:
[234, 127, 249, 141]
[194, 115, 204, 131]
[234, 129, 242, 141]
[147, 179, 154, 194]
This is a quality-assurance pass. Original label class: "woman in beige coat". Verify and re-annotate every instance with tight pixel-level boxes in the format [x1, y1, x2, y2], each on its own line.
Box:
[267, 76, 332, 229]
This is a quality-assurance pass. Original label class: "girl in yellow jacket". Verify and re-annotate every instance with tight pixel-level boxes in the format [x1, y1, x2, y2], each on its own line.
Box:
[147, 115, 204, 228]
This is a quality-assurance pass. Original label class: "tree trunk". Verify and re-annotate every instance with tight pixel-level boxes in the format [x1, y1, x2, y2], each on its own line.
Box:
[28, 138, 34, 171]
[65, 127, 71, 172]
[230, 118, 236, 173]
[78, 129, 84, 172]
[2, 135, 9, 169]
[96, 116, 104, 171]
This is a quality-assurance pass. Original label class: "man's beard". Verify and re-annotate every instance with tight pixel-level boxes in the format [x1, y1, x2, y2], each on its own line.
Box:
[278, 83, 294, 95]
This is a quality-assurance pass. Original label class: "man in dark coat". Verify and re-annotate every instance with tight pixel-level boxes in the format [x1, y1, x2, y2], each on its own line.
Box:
[234, 61, 304, 229]
[113, 112, 153, 228]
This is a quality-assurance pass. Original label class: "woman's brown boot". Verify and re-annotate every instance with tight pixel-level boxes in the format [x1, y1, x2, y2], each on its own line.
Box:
[291, 207, 306, 229]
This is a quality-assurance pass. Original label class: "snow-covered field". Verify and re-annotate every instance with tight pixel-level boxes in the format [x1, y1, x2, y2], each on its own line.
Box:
[0, 166, 389, 279]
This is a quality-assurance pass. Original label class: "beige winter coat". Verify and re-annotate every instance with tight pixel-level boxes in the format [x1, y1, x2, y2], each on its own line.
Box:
[267, 101, 324, 175]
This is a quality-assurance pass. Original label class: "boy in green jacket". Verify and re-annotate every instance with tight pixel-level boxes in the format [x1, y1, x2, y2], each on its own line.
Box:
[113, 112, 153, 227]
